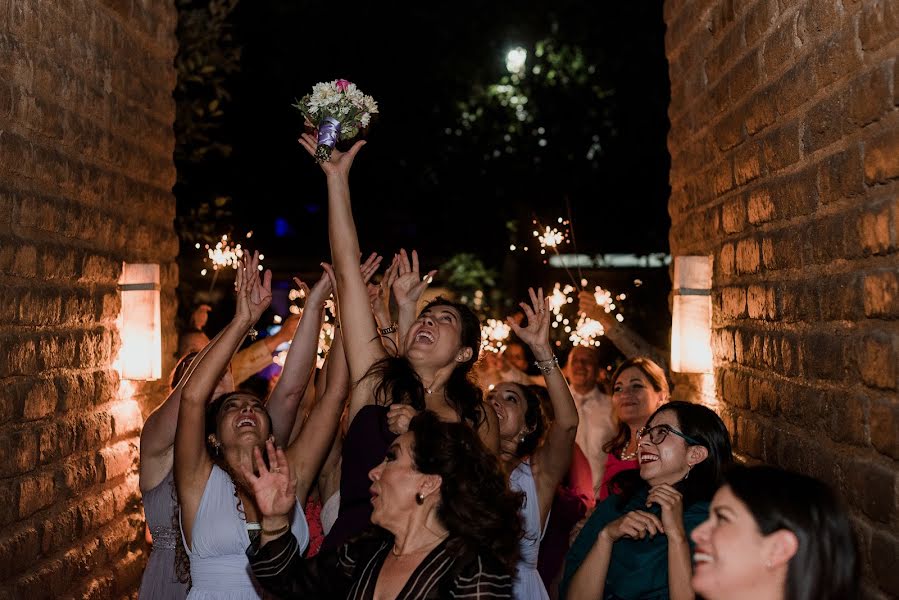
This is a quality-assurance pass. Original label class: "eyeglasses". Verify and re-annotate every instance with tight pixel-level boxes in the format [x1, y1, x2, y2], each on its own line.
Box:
[637, 424, 701, 446]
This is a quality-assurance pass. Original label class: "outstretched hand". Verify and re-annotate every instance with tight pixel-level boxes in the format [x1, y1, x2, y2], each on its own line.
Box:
[241, 439, 296, 520]
[235, 251, 272, 325]
[298, 132, 365, 178]
[392, 249, 436, 308]
[508, 287, 552, 360]
[295, 269, 333, 312]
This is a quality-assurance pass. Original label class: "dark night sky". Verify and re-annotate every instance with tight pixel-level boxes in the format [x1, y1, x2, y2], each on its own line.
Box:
[177, 0, 671, 278]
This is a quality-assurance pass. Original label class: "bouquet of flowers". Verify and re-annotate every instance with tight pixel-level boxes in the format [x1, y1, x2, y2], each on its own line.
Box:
[293, 79, 378, 162]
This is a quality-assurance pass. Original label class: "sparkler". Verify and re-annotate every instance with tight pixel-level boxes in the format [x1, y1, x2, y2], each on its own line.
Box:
[545, 282, 627, 348]
[197, 233, 265, 292]
[481, 318, 512, 354]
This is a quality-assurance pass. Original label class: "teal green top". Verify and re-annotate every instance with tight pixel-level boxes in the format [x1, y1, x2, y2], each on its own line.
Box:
[560, 486, 709, 600]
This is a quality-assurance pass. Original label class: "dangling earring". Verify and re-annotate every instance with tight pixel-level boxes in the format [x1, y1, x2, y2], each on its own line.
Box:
[207, 434, 222, 456]
[415, 492, 425, 505]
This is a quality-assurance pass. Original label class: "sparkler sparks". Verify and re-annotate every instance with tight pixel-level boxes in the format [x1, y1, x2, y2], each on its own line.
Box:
[481, 318, 512, 354]
[544, 282, 627, 348]
[197, 233, 265, 277]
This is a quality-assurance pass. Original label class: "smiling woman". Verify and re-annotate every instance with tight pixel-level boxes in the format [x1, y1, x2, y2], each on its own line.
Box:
[691, 466, 859, 600]
[561, 402, 733, 600]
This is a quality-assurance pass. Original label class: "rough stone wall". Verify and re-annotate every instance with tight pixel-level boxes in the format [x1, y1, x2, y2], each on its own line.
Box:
[0, 1, 178, 597]
[665, 1, 898, 597]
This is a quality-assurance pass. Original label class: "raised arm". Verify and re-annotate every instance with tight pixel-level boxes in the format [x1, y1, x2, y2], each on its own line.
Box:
[392, 249, 437, 355]
[266, 272, 331, 446]
[285, 328, 349, 504]
[242, 441, 353, 598]
[509, 287, 578, 525]
[175, 252, 271, 547]
[368, 254, 400, 354]
[298, 134, 386, 394]
[140, 328, 224, 492]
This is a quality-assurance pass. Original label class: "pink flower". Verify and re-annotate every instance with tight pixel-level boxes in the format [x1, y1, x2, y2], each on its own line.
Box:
[335, 79, 351, 92]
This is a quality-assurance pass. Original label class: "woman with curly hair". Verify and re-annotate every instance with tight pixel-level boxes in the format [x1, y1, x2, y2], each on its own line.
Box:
[297, 136, 500, 553]
[244, 411, 522, 598]
[488, 287, 579, 599]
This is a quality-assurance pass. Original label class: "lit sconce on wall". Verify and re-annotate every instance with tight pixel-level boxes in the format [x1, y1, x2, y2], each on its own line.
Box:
[118, 263, 162, 381]
[671, 256, 713, 373]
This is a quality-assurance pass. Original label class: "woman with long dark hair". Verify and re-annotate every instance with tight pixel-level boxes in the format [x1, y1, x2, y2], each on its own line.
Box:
[174, 255, 348, 598]
[297, 136, 499, 552]
[244, 411, 522, 598]
[691, 466, 859, 600]
[562, 401, 733, 600]
[487, 287, 579, 599]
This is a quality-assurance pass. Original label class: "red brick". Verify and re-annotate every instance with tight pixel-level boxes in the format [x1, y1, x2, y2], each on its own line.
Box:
[747, 284, 774, 319]
[713, 109, 745, 150]
[817, 145, 864, 203]
[0, 525, 40, 581]
[811, 21, 862, 88]
[761, 121, 801, 172]
[859, 333, 898, 390]
[747, 188, 775, 223]
[712, 328, 736, 362]
[98, 440, 137, 481]
[762, 12, 799, 74]
[735, 238, 760, 273]
[17, 469, 55, 518]
[718, 242, 735, 276]
[803, 92, 847, 154]
[865, 125, 899, 183]
[744, 91, 775, 135]
[734, 141, 763, 185]
[721, 286, 747, 318]
[864, 270, 899, 317]
[825, 390, 869, 447]
[858, 203, 892, 254]
[744, 0, 777, 46]
[847, 460, 897, 523]
[722, 197, 747, 233]
[713, 158, 735, 195]
[859, 0, 899, 53]
[773, 169, 818, 219]
[0, 428, 37, 478]
[798, 0, 843, 44]
[870, 398, 899, 459]
[846, 64, 893, 128]
[22, 376, 58, 420]
[748, 375, 777, 414]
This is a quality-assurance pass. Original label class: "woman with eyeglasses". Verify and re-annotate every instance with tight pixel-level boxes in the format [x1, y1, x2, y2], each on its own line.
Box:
[561, 401, 733, 600]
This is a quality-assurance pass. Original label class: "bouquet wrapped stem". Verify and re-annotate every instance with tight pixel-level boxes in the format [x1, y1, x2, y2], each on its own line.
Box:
[294, 79, 378, 162]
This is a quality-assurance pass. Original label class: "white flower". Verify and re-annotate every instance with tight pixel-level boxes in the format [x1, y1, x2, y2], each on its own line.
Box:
[360, 113, 371, 127]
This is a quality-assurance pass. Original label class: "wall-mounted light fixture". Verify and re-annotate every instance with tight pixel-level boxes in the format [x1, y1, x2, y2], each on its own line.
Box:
[671, 256, 713, 373]
[118, 263, 162, 381]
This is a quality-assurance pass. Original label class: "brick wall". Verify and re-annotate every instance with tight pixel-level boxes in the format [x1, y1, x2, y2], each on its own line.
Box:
[664, 0, 899, 597]
[0, 1, 178, 598]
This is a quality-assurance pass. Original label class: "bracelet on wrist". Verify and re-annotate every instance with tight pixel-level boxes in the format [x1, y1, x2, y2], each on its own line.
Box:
[534, 355, 559, 375]
[379, 322, 397, 335]
[262, 521, 290, 537]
